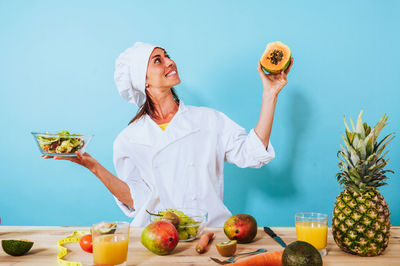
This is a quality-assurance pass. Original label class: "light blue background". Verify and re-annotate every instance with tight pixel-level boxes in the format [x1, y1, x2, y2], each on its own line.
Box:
[1, 0, 399, 227]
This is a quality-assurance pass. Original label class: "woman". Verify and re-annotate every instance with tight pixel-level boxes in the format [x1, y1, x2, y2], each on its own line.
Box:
[43, 42, 293, 226]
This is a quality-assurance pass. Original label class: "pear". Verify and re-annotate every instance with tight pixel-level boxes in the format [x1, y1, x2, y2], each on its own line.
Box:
[162, 211, 180, 228]
[146, 210, 180, 228]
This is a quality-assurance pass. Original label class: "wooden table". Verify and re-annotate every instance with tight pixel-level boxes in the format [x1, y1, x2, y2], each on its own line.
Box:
[0, 226, 399, 265]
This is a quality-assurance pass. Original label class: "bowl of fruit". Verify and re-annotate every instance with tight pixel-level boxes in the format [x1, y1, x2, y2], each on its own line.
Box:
[148, 208, 207, 242]
[32, 130, 93, 157]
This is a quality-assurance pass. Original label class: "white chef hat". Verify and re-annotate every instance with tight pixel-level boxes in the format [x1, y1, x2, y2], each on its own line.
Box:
[114, 42, 160, 106]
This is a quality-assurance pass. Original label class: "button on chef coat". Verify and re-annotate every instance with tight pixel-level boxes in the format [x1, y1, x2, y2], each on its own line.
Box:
[113, 101, 275, 227]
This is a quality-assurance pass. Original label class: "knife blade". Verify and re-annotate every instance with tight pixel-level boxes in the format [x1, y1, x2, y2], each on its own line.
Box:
[264, 226, 287, 248]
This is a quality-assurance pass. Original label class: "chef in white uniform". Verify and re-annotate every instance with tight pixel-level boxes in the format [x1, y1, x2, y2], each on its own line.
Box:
[44, 42, 293, 226]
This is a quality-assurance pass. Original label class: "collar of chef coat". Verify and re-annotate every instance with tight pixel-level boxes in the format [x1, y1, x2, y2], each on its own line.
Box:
[127, 101, 200, 150]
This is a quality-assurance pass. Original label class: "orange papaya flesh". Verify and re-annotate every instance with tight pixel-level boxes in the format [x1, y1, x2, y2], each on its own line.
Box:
[260, 41, 291, 74]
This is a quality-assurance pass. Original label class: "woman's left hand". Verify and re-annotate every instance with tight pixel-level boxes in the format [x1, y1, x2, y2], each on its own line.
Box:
[257, 57, 294, 98]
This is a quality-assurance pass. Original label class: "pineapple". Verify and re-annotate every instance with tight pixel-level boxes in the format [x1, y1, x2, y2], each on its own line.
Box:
[332, 110, 394, 256]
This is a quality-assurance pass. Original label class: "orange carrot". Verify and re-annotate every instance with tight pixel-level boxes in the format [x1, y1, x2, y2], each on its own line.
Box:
[230, 250, 283, 266]
[195, 232, 215, 254]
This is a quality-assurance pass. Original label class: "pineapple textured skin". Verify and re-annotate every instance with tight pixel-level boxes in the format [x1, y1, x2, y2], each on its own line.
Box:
[333, 189, 391, 256]
[333, 110, 394, 256]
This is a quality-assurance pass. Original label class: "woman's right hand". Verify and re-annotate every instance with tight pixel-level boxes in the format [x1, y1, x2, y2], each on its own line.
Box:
[42, 151, 98, 171]
[257, 58, 294, 98]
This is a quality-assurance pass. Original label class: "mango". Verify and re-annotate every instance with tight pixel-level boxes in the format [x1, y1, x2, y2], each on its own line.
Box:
[140, 221, 179, 255]
[223, 214, 257, 243]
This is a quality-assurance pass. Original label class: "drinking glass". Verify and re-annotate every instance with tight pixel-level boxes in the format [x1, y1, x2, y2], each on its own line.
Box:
[92, 221, 130, 266]
[295, 212, 328, 256]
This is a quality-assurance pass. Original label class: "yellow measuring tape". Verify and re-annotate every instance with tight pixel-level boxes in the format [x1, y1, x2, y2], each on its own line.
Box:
[57, 230, 89, 266]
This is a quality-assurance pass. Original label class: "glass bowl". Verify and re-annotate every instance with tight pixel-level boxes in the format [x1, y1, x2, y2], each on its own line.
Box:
[149, 208, 208, 242]
[31, 131, 93, 157]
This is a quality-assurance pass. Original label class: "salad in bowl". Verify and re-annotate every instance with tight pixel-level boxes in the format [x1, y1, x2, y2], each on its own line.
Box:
[32, 130, 93, 157]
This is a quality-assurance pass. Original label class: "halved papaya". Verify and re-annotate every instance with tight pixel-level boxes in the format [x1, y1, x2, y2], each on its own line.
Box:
[260, 41, 291, 74]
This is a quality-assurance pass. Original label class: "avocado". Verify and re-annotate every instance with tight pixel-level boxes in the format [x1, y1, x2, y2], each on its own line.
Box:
[2, 240, 34, 256]
[282, 241, 323, 266]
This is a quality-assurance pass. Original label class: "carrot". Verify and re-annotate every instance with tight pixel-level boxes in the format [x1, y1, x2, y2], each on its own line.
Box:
[195, 232, 215, 254]
[230, 250, 283, 266]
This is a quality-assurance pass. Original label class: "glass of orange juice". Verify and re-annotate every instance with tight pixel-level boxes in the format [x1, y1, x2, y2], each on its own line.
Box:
[92, 221, 130, 266]
[295, 212, 328, 256]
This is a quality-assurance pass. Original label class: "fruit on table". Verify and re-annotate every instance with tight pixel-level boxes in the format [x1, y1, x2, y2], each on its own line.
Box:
[178, 230, 189, 240]
[2, 240, 34, 256]
[141, 220, 179, 255]
[79, 234, 93, 253]
[224, 214, 257, 243]
[260, 41, 291, 74]
[150, 209, 200, 241]
[162, 211, 180, 228]
[333, 110, 393, 256]
[147, 210, 180, 228]
[216, 240, 237, 257]
[282, 241, 322, 266]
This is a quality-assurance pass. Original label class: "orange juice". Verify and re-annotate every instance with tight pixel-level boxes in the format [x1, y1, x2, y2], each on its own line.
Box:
[296, 221, 327, 250]
[93, 234, 129, 265]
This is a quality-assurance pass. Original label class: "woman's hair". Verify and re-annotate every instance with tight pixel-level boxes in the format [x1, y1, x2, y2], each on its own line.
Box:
[129, 87, 180, 125]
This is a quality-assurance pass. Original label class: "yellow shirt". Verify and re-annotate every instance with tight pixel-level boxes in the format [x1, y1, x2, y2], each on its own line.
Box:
[158, 122, 169, 131]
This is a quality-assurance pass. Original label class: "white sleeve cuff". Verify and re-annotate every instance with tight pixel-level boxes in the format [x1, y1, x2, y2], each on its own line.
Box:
[248, 129, 275, 163]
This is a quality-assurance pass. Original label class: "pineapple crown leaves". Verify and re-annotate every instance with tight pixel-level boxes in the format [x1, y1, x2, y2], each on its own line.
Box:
[337, 110, 395, 192]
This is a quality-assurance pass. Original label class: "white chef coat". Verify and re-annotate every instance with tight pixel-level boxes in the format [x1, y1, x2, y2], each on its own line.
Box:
[113, 101, 275, 226]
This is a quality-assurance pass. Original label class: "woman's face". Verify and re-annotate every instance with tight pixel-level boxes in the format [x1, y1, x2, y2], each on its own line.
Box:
[146, 48, 180, 90]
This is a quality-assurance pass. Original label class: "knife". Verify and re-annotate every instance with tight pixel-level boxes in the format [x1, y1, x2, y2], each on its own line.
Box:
[264, 226, 287, 248]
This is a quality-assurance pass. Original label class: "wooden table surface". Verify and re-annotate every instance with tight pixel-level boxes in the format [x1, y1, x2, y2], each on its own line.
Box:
[0, 226, 399, 265]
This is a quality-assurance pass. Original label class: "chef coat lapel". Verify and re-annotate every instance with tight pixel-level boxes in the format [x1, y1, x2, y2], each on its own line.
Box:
[154, 101, 200, 154]
[126, 117, 159, 147]
[126, 101, 199, 150]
